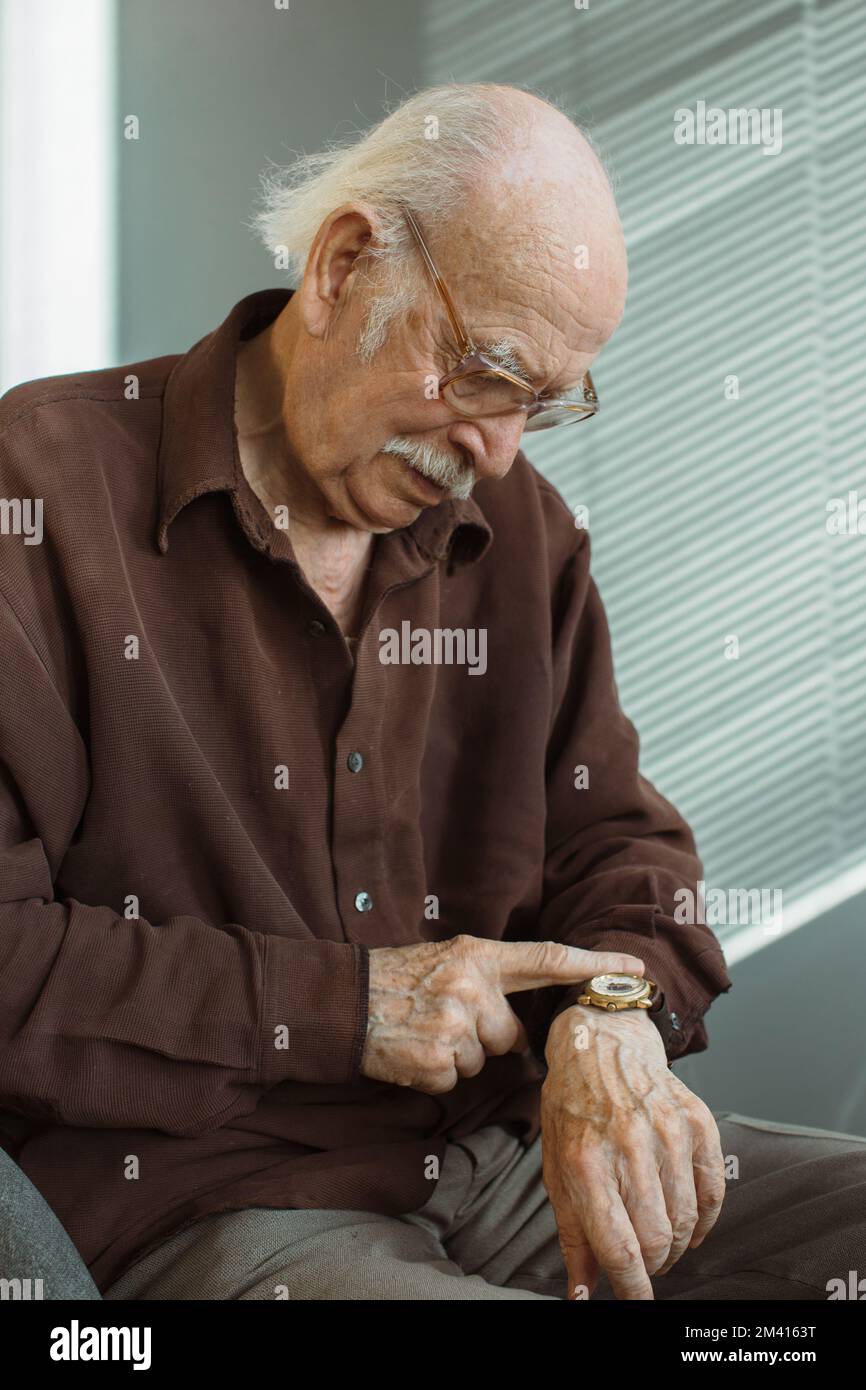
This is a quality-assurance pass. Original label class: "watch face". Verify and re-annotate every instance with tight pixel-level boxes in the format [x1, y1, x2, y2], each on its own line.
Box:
[589, 973, 647, 1002]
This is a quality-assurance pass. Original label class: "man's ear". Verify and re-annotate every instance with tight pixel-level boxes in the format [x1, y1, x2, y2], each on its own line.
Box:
[297, 202, 381, 341]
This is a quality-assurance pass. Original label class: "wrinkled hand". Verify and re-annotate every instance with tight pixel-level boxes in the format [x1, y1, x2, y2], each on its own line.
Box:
[541, 1004, 726, 1301]
[361, 936, 645, 1094]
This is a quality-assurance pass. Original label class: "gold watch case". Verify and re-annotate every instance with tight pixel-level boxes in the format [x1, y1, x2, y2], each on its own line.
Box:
[577, 972, 657, 1012]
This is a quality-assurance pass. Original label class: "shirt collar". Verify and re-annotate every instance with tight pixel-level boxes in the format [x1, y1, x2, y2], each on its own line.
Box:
[156, 288, 493, 571]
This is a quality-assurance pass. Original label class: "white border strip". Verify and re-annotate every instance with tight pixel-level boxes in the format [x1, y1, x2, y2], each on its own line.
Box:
[723, 859, 866, 966]
[0, 0, 116, 392]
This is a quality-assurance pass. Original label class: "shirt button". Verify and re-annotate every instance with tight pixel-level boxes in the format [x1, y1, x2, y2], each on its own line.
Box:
[308, 619, 326, 638]
[347, 751, 364, 774]
[354, 891, 373, 913]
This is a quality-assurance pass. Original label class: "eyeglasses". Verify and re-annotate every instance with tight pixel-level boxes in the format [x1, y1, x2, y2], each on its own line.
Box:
[400, 204, 599, 433]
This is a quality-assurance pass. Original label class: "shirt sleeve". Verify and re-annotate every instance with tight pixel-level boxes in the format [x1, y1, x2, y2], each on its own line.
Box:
[523, 528, 733, 1067]
[0, 588, 368, 1137]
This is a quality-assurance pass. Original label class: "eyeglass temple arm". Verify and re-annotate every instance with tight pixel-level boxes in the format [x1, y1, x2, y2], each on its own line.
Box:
[401, 206, 475, 358]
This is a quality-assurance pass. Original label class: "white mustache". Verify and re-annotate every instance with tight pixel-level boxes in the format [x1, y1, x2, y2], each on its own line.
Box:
[381, 436, 475, 500]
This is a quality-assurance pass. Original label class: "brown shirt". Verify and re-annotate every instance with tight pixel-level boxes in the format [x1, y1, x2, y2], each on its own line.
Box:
[0, 289, 732, 1291]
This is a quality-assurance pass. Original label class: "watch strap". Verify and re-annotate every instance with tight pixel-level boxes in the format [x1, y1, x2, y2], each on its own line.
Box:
[646, 985, 675, 1052]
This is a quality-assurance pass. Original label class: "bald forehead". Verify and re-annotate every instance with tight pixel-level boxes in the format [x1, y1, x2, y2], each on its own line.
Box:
[436, 170, 627, 391]
[410, 90, 628, 387]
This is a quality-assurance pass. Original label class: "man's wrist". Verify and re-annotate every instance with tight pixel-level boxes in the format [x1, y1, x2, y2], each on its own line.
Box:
[545, 999, 661, 1066]
[556, 975, 681, 1061]
[551, 1000, 654, 1029]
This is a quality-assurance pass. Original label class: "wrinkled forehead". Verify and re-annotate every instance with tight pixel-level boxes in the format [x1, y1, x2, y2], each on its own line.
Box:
[436, 193, 628, 372]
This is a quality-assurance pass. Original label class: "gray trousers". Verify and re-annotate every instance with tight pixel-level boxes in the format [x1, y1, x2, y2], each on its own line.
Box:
[0, 1143, 101, 1300]
[100, 1111, 866, 1301]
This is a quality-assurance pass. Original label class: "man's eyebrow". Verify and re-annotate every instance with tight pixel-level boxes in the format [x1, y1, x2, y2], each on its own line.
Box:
[475, 337, 589, 399]
[475, 337, 536, 383]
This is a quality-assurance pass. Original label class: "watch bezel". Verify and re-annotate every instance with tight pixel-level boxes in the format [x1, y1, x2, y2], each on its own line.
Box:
[581, 973, 656, 1010]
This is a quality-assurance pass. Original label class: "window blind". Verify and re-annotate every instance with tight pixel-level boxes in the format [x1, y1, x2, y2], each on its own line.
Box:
[421, 0, 866, 957]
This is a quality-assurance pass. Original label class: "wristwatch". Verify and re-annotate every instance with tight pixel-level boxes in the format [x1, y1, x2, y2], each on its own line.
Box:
[574, 973, 677, 1053]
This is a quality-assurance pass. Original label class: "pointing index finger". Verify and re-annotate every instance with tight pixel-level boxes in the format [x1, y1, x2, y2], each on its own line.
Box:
[492, 940, 645, 993]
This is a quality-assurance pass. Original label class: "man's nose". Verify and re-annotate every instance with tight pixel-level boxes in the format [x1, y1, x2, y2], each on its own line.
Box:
[447, 411, 528, 482]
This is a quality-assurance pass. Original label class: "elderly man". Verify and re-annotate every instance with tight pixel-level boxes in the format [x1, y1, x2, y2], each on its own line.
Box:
[1, 82, 865, 1304]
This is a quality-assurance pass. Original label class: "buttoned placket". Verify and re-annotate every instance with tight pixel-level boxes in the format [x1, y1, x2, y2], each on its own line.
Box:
[235, 488, 432, 946]
[226, 455, 484, 950]
[329, 532, 439, 947]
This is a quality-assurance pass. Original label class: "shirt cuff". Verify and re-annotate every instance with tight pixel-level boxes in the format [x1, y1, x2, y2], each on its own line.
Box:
[258, 935, 369, 1086]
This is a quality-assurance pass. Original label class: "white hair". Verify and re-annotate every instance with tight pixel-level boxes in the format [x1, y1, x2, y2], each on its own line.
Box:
[250, 83, 592, 360]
